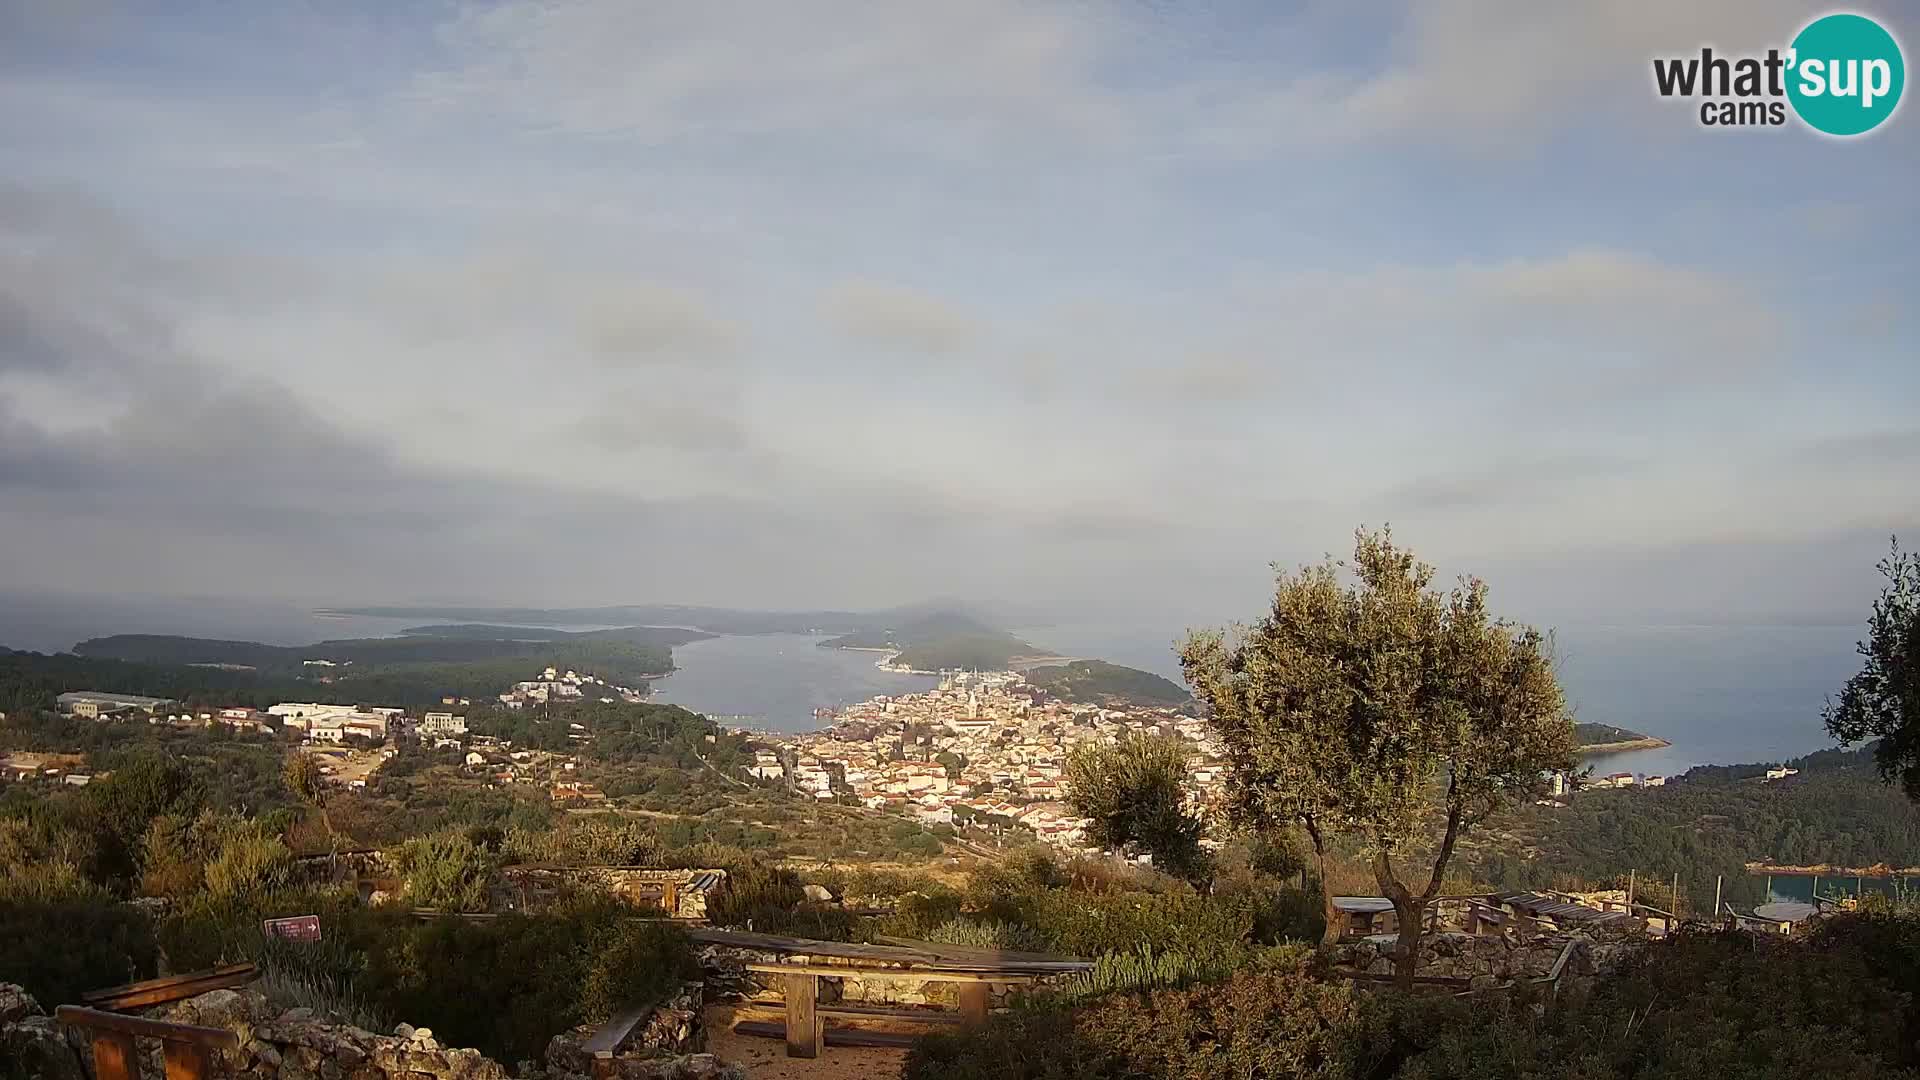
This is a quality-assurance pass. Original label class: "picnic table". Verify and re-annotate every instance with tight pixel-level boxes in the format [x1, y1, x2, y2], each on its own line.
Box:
[689, 928, 1091, 1058]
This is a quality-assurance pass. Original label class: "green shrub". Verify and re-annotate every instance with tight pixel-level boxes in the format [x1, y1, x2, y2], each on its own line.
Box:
[0, 889, 157, 1006]
[1048, 942, 1261, 1004]
[577, 920, 699, 1024]
[905, 949, 1380, 1080]
[389, 829, 496, 911]
[1393, 927, 1919, 1079]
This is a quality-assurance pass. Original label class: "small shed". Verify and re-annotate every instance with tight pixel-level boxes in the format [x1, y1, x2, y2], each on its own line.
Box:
[1750, 901, 1822, 935]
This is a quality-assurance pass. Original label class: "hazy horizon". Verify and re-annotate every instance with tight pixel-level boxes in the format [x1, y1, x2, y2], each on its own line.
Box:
[3, 2, 1915, 629]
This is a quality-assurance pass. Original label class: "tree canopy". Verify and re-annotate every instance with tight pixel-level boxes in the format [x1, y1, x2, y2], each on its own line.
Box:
[1065, 733, 1209, 885]
[1180, 527, 1576, 977]
[1825, 537, 1920, 799]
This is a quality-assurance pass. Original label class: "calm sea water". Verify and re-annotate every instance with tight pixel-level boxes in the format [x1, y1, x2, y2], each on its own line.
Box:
[0, 594, 1868, 767]
[1017, 620, 1865, 777]
[647, 633, 938, 730]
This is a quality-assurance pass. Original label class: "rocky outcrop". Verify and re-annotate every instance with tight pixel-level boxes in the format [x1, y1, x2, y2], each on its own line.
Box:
[0, 984, 89, 1080]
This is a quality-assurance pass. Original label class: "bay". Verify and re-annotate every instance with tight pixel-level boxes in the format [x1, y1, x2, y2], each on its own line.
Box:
[648, 632, 938, 731]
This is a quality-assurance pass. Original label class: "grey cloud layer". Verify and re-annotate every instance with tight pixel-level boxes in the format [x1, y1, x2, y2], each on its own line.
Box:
[0, 2, 1913, 628]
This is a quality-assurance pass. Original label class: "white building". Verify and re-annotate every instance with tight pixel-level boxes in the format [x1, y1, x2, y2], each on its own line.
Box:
[421, 712, 468, 737]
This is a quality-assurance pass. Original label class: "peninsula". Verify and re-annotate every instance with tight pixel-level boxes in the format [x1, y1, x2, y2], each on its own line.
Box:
[1574, 721, 1671, 754]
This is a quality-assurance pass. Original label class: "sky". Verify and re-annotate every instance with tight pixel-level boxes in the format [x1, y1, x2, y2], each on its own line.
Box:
[1, 0, 1917, 632]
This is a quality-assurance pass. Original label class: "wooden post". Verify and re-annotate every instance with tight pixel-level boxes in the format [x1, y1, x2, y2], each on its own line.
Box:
[1463, 904, 1480, 936]
[957, 982, 990, 1030]
[1626, 869, 1635, 911]
[785, 973, 820, 1058]
[1672, 874, 1680, 919]
[163, 1040, 214, 1080]
[89, 1030, 139, 1080]
[662, 881, 679, 917]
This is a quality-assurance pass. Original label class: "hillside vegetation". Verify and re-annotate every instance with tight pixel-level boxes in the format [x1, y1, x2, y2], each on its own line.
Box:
[1026, 660, 1190, 706]
[1574, 721, 1666, 748]
[1462, 743, 1920, 908]
[17, 626, 701, 709]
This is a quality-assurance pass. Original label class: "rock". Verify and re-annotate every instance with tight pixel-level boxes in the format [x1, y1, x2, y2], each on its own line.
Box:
[0, 983, 42, 1024]
[1, 1014, 89, 1080]
[801, 883, 835, 903]
[280, 1006, 316, 1023]
[393, 1022, 416, 1039]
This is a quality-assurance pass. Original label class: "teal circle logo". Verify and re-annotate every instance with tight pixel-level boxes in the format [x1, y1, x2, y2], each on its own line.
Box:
[1786, 13, 1905, 136]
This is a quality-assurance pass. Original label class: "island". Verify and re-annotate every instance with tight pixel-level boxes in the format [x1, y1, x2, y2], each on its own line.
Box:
[1574, 722, 1671, 753]
[52, 624, 712, 707]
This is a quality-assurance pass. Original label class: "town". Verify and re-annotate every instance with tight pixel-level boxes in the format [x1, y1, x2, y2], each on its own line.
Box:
[11, 666, 1746, 847]
[751, 671, 1223, 849]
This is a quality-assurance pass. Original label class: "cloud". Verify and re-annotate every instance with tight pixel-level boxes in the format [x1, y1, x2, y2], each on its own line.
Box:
[823, 280, 985, 354]
[1388, 453, 1642, 511]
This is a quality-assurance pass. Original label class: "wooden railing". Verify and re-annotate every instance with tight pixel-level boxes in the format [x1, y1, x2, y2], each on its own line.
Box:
[55, 1005, 239, 1080]
[79, 964, 258, 1012]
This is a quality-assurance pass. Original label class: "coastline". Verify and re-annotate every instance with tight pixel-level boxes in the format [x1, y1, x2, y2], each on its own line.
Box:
[1575, 736, 1672, 755]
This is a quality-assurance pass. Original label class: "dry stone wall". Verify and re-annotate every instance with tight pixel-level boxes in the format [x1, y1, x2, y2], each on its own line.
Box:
[1335, 930, 1643, 990]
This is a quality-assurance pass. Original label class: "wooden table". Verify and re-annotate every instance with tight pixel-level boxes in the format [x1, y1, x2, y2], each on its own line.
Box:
[742, 962, 1049, 1058]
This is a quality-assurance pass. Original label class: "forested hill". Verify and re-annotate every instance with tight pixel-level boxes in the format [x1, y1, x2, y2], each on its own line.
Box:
[1465, 742, 1919, 908]
[1025, 660, 1191, 706]
[334, 602, 929, 636]
[817, 610, 1062, 673]
[1, 625, 701, 713]
[815, 609, 1003, 650]
[1573, 722, 1667, 749]
[74, 626, 703, 670]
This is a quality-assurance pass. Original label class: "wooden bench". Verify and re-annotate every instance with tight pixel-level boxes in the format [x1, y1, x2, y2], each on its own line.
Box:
[743, 962, 1048, 1058]
[574, 1002, 654, 1080]
[55, 1005, 240, 1080]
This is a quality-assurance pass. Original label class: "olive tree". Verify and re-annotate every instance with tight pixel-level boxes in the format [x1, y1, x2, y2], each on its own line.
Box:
[1065, 733, 1210, 885]
[1825, 537, 1920, 798]
[1180, 528, 1575, 982]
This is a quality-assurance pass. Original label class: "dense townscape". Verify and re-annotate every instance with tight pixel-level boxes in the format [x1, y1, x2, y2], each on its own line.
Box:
[764, 672, 1220, 849]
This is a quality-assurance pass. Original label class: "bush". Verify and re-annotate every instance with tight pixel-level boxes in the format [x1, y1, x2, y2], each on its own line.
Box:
[577, 920, 699, 1024]
[905, 949, 1381, 1080]
[389, 829, 496, 911]
[0, 860, 158, 1006]
[1393, 927, 1919, 1079]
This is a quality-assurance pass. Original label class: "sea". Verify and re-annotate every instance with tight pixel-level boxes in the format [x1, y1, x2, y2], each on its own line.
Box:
[1013, 619, 1865, 779]
[0, 593, 1868, 771]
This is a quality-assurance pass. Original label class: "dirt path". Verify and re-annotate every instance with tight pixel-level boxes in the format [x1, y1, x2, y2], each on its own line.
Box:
[704, 1004, 909, 1080]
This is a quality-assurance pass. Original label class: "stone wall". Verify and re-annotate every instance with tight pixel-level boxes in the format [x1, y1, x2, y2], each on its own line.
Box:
[1335, 930, 1642, 990]
[544, 981, 706, 1074]
[696, 944, 1052, 1009]
[0, 981, 737, 1080]
[500, 867, 726, 919]
[153, 987, 510, 1079]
